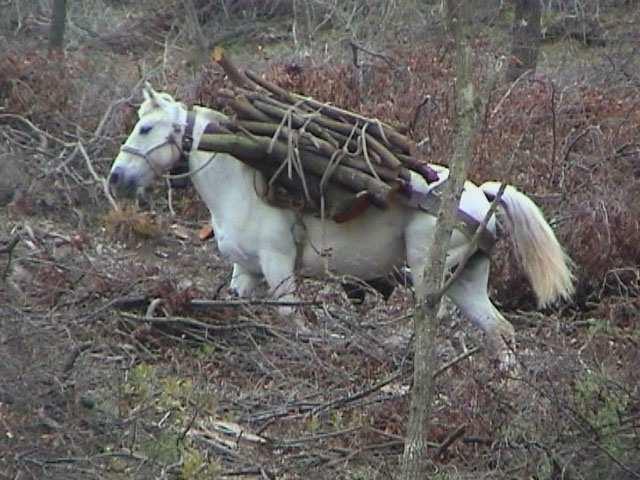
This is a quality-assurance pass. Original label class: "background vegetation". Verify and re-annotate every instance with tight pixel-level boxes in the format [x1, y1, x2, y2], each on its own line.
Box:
[1, 1, 638, 478]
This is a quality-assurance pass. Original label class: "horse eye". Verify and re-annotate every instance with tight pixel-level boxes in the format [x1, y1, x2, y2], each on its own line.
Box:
[139, 125, 153, 135]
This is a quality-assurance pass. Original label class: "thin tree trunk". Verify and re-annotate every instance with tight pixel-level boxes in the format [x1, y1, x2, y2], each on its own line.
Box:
[505, 0, 542, 82]
[48, 0, 67, 51]
[183, 0, 209, 69]
[400, 0, 478, 477]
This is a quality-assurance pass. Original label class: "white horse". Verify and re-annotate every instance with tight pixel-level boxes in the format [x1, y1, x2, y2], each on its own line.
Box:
[108, 84, 575, 366]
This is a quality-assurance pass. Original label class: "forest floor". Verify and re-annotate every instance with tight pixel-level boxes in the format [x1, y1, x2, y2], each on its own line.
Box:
[2, 202, 636, 480]
[1, 3, 639, 479]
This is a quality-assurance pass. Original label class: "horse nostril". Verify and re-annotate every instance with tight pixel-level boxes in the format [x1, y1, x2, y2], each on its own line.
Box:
[109, 168, 123, 185]
[108, 166, 139, 196]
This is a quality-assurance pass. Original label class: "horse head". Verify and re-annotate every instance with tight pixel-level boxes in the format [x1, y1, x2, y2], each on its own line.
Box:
[109, 83, 187, 196]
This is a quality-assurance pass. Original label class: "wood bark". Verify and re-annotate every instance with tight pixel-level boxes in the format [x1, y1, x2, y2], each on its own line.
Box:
[231, 120, 410, 183]
[48, 0, 67, 51]
[209, 46, 448, 221]
[198, 132, 394, 208]
[505, 0, 542, 82]
[400, 0, 479, 477]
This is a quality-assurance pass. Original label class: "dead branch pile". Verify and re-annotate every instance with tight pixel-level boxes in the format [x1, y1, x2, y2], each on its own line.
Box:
[202, 48, 440, 222]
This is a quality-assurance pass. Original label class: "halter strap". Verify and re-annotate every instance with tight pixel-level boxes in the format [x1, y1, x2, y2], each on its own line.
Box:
[119, 107, 232, 181]
[179, 111, 230, 165]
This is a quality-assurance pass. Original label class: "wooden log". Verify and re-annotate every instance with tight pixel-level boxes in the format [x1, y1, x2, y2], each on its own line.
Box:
[246, 97, 339, 148]
[226, 96, 272, 122]
[224, 95, 432, 186]
[212, 46, 253, 90]
[213, 51, 412, 154]
[243, 69, 411, 153]
[209, 48, 435, 203]
[225, 77, 407, 171]
[292, 94, 414, 154]
[244, 69, 299, 105]
[250, 99, 401, 170]
[248, 94, 366, 154]
[198, 133, 393, 208]
[312, 113, 402, 170]
[231, 120, 409, 183]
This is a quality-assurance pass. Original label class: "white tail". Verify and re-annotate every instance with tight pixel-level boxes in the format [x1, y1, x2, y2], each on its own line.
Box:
[481, 182, 575, 307]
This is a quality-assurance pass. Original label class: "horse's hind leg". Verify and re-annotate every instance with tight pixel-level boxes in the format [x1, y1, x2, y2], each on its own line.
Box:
[259, 250, 308, 327]
[445, 254, 516, 368]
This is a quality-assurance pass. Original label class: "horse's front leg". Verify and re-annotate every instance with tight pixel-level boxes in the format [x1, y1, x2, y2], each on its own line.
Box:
[260, 251, 308, 331]
[229, 263, 260, 298]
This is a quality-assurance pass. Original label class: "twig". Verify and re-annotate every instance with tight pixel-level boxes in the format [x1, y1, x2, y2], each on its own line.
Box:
[433, 346, 480, 378]
[189, 298, 322, 308]
[77, 141, 119, 211]
[310, 342, 481, 416]
[490, 68, 533, 119]
[145, 298, 165, 318]
[120, 312, 260, 332]
[348, 40, 395, 67]
[435, 424, 467, 459]
[408, 95, 432, 133]
[166, 177, 176, 215]
[311, 368, 408, 415]
[549, 80, 558, 184]
[0, 113, 76, 147]
[61, 341, 93, 374]
[221, 468, 276, 479]
[272, 427, 360, 448]
[322, 440, 404, 469]
[94, 75, 151, 138]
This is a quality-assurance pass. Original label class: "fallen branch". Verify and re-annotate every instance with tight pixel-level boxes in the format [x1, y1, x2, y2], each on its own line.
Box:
[1, 235, 20, 281]
[311, 345, 480, 415]
[189, 298, 321, 308]
[433, 346, 481, 378]
[118, 313, 268, 344]
[61, 341, 93, 375]
[434, 424, 467, 459]
[109, 295, 322, 312]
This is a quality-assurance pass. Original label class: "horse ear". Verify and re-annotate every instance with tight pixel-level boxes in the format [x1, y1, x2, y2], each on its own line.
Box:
[142, 82, 158, 104]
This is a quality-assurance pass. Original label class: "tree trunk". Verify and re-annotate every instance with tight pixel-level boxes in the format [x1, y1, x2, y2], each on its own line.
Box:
[48, 0, 67, 51]
[400, 0, 478, 477]
[505, 0, 542, 82]
[183, 0, 210, 69]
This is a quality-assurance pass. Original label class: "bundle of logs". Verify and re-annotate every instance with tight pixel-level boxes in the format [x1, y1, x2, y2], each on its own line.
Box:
[199, 48, 440, 222]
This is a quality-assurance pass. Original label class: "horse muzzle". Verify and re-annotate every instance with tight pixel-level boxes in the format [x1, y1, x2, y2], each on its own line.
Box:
[108, 166, 141, 198]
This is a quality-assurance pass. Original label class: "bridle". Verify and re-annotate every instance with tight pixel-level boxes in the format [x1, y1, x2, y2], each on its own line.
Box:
[118, 107, 218, 180]
[118, 102, 187, 173]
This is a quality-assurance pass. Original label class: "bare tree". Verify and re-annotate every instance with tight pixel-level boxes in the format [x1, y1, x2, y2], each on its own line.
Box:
[506, 0, 542, 81]
[400, 0, 480, 477]
[48, 0, 67, 51]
